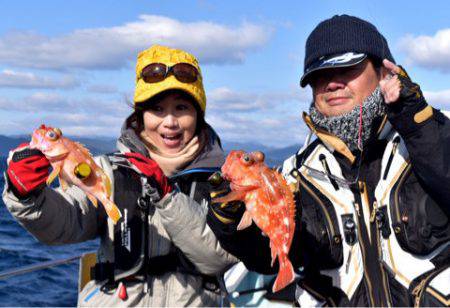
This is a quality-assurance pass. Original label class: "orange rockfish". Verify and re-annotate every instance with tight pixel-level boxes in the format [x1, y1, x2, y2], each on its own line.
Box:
[213, 150, 296, 293]
[29, 124, 121, 224]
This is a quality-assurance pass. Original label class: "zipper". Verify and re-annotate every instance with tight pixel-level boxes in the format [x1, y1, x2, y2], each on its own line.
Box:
[370, 201, 378, 223]
[354, 202, 361, 217]
[383, 136, 401, 180]
[354, 181, 375, 307]
[412, 266, 447, 307]
[345, 245, 355, 274]
[352, 202, 376, 307]
[393, 164, 412, 223]
[319, 154, 339, 191]
[374, 208, 393, 306]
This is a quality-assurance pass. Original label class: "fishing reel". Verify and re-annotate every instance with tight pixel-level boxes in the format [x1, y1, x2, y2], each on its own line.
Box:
[74, 162, 92, 180]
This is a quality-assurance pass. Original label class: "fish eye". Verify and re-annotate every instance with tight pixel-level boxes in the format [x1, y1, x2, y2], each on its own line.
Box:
[46, 130, 58, 141]
[54, 127, 62, 136]
[242, 154, 253, 165]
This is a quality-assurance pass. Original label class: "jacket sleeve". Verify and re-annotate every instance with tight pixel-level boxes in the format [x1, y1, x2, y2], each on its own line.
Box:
[207, 202, 276, 274]
[1, 156, 110, 245]
[156, 190, 239, 275]
[386, 78, 450, 213]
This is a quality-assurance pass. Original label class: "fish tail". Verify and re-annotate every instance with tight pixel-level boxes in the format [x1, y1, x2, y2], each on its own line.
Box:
[102, 198, 122, 225]
[272, 257, 295, 293]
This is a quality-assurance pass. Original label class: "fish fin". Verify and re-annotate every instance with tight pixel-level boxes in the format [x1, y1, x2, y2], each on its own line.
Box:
[270, 242, 277, 267]
[102, 198, 122, 225]
[272, 258, 295, 293]
[288, 183, 297, 193]
[46, 166, 61, 185]
[59, 177, 69, 191]
[101, 173, 112, 199]
[74, 142, 92, 157]
[213, 190, 247, 204]
[237, 210, 253, 230]
[87, 194, 98, 208]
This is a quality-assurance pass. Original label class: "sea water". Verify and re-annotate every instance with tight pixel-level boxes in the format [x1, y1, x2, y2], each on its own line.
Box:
[0, 161, 98, 306]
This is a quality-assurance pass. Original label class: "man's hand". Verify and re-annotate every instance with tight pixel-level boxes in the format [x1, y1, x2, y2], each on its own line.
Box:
[379, 59, 403, 104]
[379, 59, 433, 135]
[208, 173, 245, 225]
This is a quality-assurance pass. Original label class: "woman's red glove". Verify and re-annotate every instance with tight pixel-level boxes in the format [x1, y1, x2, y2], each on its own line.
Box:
[124, 152, 173, 198]
[6, 143, 50, 197]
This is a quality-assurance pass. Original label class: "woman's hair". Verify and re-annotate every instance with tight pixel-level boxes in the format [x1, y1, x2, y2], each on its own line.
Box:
[134, 89, 205, 135]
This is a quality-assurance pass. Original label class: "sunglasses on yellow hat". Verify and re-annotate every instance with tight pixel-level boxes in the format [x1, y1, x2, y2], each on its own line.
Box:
[140, 62, 199, 84]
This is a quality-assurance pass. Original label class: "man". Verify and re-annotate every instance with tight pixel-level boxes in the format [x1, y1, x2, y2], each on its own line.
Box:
[208, 15, 449, 306]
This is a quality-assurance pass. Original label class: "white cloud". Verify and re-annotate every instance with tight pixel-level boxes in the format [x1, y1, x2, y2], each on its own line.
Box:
[424, 89, 450, 107]
[0, 15, 272, 70]
[399, 29, 450, 72]
[207, 86, 311, 112]
[206, 86, 310, 147]
[0, 69, 79, 89]
[206, 111, 307, 148]
[208, 87, 267, 111]
[87, 84, 118, 93]
[0, 92, 65, 112]
[0, 86, 310, 147]
[0, 92, 131, 117]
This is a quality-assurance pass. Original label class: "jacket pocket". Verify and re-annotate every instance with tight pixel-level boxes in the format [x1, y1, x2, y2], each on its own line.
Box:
[390, 166, 450, 255]
[299, 177, 343, 269]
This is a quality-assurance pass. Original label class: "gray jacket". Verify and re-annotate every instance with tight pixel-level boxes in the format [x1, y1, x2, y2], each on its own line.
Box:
[2, 117, 238, 307]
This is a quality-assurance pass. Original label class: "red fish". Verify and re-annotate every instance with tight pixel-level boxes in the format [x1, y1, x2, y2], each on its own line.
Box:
[29, 124, 121, 224]
[213, 150, 296, 292]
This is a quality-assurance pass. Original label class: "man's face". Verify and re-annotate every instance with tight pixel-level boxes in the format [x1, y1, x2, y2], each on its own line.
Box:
[311, 59, 383, 117]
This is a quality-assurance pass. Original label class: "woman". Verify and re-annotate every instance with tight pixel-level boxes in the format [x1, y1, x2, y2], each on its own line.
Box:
[3, 45, 237, 306]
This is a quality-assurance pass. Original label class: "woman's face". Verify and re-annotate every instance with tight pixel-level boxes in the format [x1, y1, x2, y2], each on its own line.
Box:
[143, 92, 198, 154]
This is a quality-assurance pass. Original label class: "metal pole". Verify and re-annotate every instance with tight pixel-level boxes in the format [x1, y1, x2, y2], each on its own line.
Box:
[0, 254, 83, 280]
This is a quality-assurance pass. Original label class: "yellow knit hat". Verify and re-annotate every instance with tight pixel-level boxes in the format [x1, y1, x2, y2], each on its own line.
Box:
[134, 45, 206, 113]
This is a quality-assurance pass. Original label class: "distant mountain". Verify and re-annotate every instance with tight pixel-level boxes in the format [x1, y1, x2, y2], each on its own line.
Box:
[222, 141, 273, 154]
[0, 135, 302, 167]
[264, 145, 302, 167]
[0, 135, 117, 156]
[221, 141, 302, 166]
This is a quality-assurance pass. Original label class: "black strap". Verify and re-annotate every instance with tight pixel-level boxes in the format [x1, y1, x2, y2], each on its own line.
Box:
[91, 261, 115, 282]
[92, 252, 219, 290]
[146, 252, 220, 291]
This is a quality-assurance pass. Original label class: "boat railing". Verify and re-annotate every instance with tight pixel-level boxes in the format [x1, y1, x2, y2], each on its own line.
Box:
[0, 254, 85, 281]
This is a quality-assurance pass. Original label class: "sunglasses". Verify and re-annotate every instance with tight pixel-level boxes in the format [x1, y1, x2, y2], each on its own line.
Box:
[140, 63, 199, 83]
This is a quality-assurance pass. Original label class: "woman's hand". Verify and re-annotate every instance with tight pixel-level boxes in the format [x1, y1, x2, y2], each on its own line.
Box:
[6, 143, 50, 197]
[124, 152, 173, 198]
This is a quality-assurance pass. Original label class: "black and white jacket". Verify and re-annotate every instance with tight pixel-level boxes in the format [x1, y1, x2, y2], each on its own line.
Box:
[209, 104, 450, 306]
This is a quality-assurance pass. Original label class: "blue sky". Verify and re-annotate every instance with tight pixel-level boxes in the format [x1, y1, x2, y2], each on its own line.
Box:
[0, 0, 449, 147]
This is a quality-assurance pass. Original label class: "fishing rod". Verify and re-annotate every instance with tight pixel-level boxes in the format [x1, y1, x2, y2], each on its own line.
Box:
[0, 254, 84, 280]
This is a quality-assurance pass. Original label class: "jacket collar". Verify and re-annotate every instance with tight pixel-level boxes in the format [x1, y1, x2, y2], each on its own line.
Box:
[302, 112, 393, 165]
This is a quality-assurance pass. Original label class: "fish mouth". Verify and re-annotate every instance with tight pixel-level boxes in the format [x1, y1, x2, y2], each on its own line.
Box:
[230, 183, 257, 192]
[44, 151, 69, 162]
